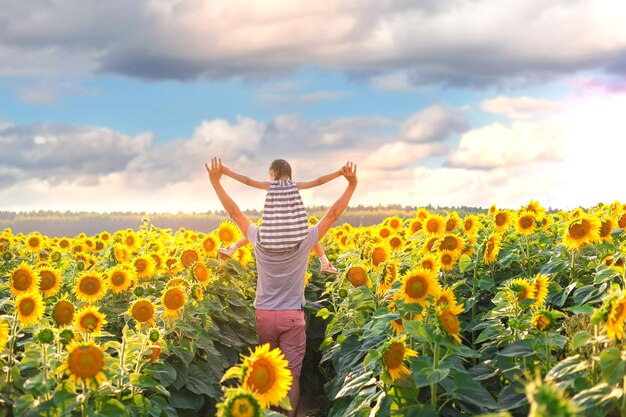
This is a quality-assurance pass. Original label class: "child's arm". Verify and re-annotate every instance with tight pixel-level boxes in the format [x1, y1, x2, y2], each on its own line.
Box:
[223, 166, 270, 191]
[297, 168, 343, 190]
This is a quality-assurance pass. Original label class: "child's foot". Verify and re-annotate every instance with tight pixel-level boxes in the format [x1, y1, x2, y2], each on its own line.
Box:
[320, 262, 340, 275]
[218, 246, 236, 259]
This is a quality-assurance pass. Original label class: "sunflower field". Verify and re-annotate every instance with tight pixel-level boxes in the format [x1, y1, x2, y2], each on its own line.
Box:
[1, 201, 626, 417]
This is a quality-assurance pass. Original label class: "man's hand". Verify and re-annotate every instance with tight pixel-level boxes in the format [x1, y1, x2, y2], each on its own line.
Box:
[205, 157, 223, 184]
[342, 161, 357, 186]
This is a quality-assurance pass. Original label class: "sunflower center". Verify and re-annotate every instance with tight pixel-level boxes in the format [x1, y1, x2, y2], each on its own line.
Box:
[446, 219, 457, 231]
[495, 213, 507, 226]
[619, 214, 626, 229]
[536, 315, 551, 330]
[427, 220, 440, 233]
[203, 239, 216, 252]
[28, 237, 40, 248]
[219, 229, 234, 242]
[486, 240, 495, 255]
[383, 343, 404, 369]
[125, 236, 135, 246]
[411, 221, 422, 233]
[422, 260, 434, 270]
[59, 240, 70, 249]
[248, 358, 276, 394]
[182, 250, 198, 268]
[518, 287, 532, 301]
[441, 310, 459, 333]
[193, 265, 208, 281]
[164, 288, 185, 310]
[347, 267, 367, 287]
[600, 221, 612, 238]
[69, 346, 104, 378]
[372, 248, 386, 266]
[19, 298, 35, 316]
[40, 271, 57, 291]
[135, 260, 147, 273]
[80, 276, 101, 295]
[111, 271, 126, 286]
[233, 398, 254, 417]
[520, 216, 534, 229]
[440, 236, 458, 251]
[406, 276, 427, 299]
[80, 313, 99, 332]
[13, 270, 32, 291]
[441, 253, 453, 265]
[379, 228, 391, 238]
[132, 301, 154, 322]
[569, 220, 590, 239]
[54, 301, 74, 325]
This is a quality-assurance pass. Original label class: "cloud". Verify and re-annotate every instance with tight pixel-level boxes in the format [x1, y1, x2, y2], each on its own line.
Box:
[481, 96, 565, 119]
[400, 105, 469, 142]
[1, 1, 626, 87]
[364, 141, 447, 170]
[447, 121, 566, 169]
[256, 82, 351, 104]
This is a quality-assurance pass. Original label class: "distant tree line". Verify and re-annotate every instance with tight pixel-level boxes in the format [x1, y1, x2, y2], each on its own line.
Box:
[0, 205, 488, 237]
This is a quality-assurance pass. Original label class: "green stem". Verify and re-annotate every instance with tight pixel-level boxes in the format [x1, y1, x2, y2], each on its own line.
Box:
[621, 374, 626, 417]
[545, 332, 551, 372]
[6, 318, 19, 385]
[117, 332, 127, 399]
[431, 343, 439, 408]
[570, 250, 577, 283]
[130, 332, 150, 398]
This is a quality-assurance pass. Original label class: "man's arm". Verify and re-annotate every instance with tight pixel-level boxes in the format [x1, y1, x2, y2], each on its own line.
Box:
[316, 162, 357, 240]
[297, 169, 343, 190]
[205, 157, 253, 238]
[223, 166, 270, 191]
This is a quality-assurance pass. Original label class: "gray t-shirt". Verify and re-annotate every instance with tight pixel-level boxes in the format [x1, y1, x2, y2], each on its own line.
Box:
[247, 224, 319, 310]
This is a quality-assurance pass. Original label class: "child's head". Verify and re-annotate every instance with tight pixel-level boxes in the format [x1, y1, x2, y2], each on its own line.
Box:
[269, 159, 292, 181]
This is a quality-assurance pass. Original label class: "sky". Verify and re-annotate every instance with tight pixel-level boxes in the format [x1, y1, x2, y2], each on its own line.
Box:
[1, 0, 626, 213]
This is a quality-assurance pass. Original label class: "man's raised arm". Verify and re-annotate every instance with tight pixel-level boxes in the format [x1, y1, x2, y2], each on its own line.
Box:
[205, 157, 252, 237]
[316, 161, 358, 240]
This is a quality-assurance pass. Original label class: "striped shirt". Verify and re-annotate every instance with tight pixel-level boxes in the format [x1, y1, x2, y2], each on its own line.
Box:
[258, 179, 309, 252]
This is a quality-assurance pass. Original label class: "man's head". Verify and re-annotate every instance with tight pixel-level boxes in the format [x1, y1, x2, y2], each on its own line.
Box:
[269, 159, 292, 181]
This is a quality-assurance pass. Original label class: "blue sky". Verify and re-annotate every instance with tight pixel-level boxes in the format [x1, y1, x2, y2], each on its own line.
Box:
[1, 1, 626, 213]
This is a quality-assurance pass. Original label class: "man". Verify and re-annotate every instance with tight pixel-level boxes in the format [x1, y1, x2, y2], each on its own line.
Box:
[205, 157, 357, 417]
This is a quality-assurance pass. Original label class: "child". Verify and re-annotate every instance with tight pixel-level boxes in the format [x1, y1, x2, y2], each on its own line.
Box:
[217, 159, 342, 274]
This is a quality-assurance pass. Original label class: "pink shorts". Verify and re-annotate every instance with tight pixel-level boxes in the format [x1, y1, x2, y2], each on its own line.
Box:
[255, 309, 306, 377]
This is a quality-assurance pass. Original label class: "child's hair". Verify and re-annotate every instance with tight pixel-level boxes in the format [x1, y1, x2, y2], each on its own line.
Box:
[269, 159, 292, 180]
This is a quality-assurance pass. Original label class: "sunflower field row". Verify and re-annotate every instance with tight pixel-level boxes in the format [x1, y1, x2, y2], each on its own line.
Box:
[1, 201, 626, 417]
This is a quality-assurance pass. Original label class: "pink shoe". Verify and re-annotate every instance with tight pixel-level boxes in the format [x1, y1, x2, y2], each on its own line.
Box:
[218, 246, 236, 259]
[320, 262, 340, 275]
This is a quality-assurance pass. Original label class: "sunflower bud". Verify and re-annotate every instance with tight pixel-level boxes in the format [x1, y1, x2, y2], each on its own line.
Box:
[149, 329, 160, 343]
[134, 286, 145, 297]
[59, 328, 74, 346]
[37, 328, 54, 344]
[76, 261, 84, 272]
[338, 289, 349, 298]
[2, 251, 13, 261]
[50, 251, 62, 262]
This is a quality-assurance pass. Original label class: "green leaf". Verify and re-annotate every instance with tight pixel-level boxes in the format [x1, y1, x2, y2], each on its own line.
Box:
[573, 382, 623, 409]
[99, 399, 129, 416]
[572, 331, 593, 350]
[565, 305, 594, 315]
[497, 340, 535, 358]
[600, 347, 626, 386]
[168, 388, 204, 410]
[334, 372, 375, 400]
[546, 355, 588, 381]
[363, 349, 382, 370]
[447, 371, 497, 410]
[497, 384, 528, 410]
[410, 357, 450, 389]
[316, 307, 331, 320]
[459, 254, 472, 273]
[187, 361, 220, 397]
[319, 337, 334, 351]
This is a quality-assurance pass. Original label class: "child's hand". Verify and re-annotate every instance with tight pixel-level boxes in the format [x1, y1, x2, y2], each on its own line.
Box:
[205, 157, 223, 183]
[342, 161, 357, 185]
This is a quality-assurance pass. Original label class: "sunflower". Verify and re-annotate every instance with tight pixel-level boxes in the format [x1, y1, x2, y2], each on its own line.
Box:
[463, 215, 479, 237]
[439, 250, 456, 271]
[409, 218, 423, 235]
[423, 214, 446, 236]
[346, 266, 372, 288]
[439, 234, 465, 257]
[531, 310, 553, 331]
[493, 210, 515, 232]
[367, 243, 391, 269]
[217, 221, 240, 244]
[383, 335, 418, 382]
[515, 211, 536, 235]
[484, 233, 502, 264]
[438, 303, 464, 343]
[308, 215, 319, 225]
[25, 233, 43, 252]
[10, 262, 40, 295]
[150, 252, 164, 271]
[445, 212, 462, 232]
[99, 231, 111, 243]
[420, 237, 439, 255]
[192, 262, 211, 287]
[39, 266, 62, 297]
[59, 340, 107, 386]
[143, 343, 162, 364]
[400, 267, 440, 305]
[388, 235, 405, 252]
[419, 254, 441, 273]
[52, 297, 75, 327]
[435, 288, 461, 310]
[106, 264, 136, 293]
[181, 249, 199, 269]
[619, 212, 626, 230]
[15, 291, 45, 327]
[113, 245, 131, 263]
[416, 208, 430, 219]
[488, 204, 497, 215]
[233, 246, 253, 267]
[598, 217, 616, 243]
[0, 320, 8, 351]
[133, 255, 156, 280]
[123, 231, 141, 250]
[162, 286, 187, 319]
[532, 274, 550, 308]
[562, 214, 601, 250]
[74, 306, 107, 334]
[377, 225, 392, 240]
[377, 261, 399, 295]
[58, 237, 72, 252]
[605, 292, 626, 340]
[74, 272, 107, 303]
[523, 200, 546, 217]
[217, 388, 263, 417]
[130, 298, 156, 327]
[242, 343, 293, 408]
[386, 216, 404, 231]
[508, 278, 535, 305]
[201, 234, 220, 257]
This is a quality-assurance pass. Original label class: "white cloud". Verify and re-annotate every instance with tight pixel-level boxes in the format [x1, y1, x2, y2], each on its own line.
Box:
[481, 96, 565, 119]
[400, 105, 468, 142]
[364, 141, 447, 170]
[370, 71, 415, 92]
[447, 121, 566, 169]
